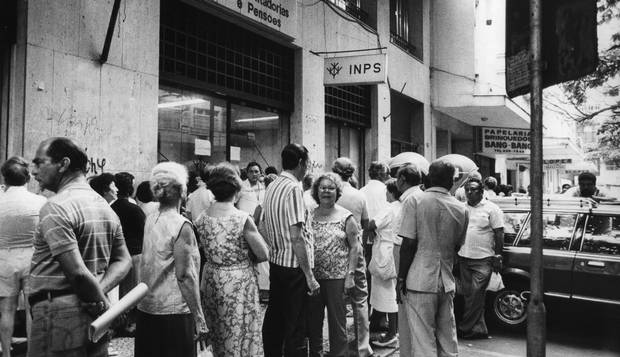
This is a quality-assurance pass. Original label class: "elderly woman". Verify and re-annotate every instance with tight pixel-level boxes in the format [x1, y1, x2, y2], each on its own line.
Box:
[136, 162, 208, 357]
[307, 172, 361, 357]
[195, 163, 268, 356]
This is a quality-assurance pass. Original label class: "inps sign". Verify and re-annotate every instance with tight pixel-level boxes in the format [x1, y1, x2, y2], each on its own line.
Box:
[324, 54, 387, 86]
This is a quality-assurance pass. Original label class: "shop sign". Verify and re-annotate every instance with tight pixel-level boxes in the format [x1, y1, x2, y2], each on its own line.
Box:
[324, 54, 387, 86]
[194, 139, 211, 156]
[481, 127, 531, 155]
[203, 0, 297, 38]
[543, 158, 572, 169]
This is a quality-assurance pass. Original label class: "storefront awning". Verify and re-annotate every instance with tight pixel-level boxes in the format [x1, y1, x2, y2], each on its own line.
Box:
[435, 95, 530, 129]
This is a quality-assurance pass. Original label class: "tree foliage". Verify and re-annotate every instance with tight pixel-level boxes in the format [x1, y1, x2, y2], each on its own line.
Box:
[559, 0, 620, 162]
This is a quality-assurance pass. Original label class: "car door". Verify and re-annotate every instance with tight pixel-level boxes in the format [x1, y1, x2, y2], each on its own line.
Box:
[571, 212, 620, 304]
[515, 211, 582, 298]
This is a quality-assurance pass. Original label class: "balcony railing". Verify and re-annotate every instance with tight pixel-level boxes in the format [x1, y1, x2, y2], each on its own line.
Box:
[390, 32, 420, 60]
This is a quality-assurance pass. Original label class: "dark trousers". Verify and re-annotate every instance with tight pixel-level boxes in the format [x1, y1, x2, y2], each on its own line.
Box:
[134, 310, 196, 357]
[262, 263, 308, 357]
[307, 279, 347, 357]
[458, 257, 493, 335]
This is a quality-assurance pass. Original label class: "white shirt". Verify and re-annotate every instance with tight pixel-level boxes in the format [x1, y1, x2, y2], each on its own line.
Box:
[303, 189, 317, 211]
[0, 186, 47, 249]
[374, 200, 403, 245]
[458, 199, 504, 259]
[360, 179, 388, 220]
[336, 182, 369, 227]
[186, 186, 214, 223]
[237, 180, 265, 215]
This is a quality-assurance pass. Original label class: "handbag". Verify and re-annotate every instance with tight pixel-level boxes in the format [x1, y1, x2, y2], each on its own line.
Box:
[368, 241, 396, 280]
[486, 272, 505, 292]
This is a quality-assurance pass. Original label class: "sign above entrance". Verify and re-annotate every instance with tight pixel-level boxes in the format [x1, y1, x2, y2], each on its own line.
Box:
[203, 0, 297, 38]
[324, 54, 387, 86]
[481, 127, 531, 155]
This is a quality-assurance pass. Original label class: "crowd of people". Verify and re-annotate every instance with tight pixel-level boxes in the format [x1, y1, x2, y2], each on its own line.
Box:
[0, 136, 614, 357]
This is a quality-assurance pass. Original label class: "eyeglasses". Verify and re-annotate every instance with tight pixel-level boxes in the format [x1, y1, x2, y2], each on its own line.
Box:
[319, 186, 337, 192]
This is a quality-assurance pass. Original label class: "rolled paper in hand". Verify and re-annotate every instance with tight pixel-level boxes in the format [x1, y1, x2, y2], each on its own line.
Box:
[89, 282, 149, 342]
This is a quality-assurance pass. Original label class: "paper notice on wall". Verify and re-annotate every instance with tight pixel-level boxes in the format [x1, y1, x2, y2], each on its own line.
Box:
[195, 139, 211, 156]
[230, 146, 241, 161]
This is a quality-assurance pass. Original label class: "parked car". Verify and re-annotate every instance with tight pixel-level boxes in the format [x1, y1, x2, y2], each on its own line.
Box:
[489, 196, 620, 329]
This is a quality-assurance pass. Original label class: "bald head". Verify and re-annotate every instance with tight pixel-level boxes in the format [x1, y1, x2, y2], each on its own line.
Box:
[332, 157, 355, 181]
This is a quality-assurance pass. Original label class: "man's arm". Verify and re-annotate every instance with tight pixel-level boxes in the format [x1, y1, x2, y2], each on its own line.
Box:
[290, 223, 320, 295]
[99, 232, 132, 293]
[492, 227, 504, 272]
[56, 249, 109, 304]
[396, 197, 418, 303]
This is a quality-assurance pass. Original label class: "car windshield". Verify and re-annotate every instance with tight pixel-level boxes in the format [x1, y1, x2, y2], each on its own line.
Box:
[518, 213, 578, 250]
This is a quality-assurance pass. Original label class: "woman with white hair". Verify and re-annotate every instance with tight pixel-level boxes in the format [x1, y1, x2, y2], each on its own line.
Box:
[136, 162, 208, 357]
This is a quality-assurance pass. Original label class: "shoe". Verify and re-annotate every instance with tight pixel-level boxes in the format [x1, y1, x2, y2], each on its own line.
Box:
[372, 333, 398, 347]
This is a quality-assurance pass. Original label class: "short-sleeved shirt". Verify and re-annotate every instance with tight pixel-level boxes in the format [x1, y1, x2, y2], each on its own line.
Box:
[458, 200, 504, 259]
[564, 186, 608, 198]
[337, 182, 368, 227]
[0, 186, 47, 249]
[186, 186, 214, 223]
[139, 210, 199, 315]
[374, 200, 402, 245]
[399, 187, 469, 293]
[310, 208, 353, 280]
[360, 180, 388, 220]
[263, 172, 312, 268]
[237, 180, 265, 215]
[29, 181, 124, 295]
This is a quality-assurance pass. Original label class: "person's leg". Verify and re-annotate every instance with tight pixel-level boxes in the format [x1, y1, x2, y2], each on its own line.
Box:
[458, 258, 492, 335]
[387, 312, 398, 338]
[306, 282, 326, 357]
[135, 310, 161, 357]
[404, 291, 438, 357]
[394, 244, 412, 355]
[322, 279, 347, 357]
[282, 267, 309, 357]
[352, 250, 373, 356]
[0, 296, 18, 357]
[436, 291, 459, 357]
[263, 263, 285, 357]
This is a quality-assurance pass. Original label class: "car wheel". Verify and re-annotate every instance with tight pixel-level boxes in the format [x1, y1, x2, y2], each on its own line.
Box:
[491, 284, 528, 329]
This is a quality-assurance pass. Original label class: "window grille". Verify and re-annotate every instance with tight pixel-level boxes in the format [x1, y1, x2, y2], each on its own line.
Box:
[329, 0, 369, 24]
[325, 86, 371, 128]
[390, 0, 409, 43]
[160, 0, 294, 110]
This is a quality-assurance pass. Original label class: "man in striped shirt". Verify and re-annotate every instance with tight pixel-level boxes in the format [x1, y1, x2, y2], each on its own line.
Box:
[28, 137, 131, 356]
[262, 143, 320, 357]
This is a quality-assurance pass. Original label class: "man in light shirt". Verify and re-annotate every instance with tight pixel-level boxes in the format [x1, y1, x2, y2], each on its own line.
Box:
[0, 157, 47, 357]
[458, 177, 504, 339]
[186, 164, 215, 223]
[237, 161, 266, 216]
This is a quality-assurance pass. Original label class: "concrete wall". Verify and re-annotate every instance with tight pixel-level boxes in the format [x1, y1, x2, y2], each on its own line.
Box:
[22, 0, 159, 181]
[474, 0, 507, 96]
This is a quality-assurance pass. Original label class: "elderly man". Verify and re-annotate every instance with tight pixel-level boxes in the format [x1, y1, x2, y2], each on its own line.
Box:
[0, 157, 47, 357]
[332, 157, 373, 357]
[458, 177, 503, 339]
[28, 137, 131, 356]
[262, 143, 319, 357]
[397, 160, 469, 357]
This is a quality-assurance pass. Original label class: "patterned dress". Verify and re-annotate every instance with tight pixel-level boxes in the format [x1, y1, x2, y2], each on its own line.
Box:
[195, 210, 262, 357]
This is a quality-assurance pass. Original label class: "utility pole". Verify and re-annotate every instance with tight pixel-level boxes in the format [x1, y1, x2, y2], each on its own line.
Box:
[527, 0, 546, 356]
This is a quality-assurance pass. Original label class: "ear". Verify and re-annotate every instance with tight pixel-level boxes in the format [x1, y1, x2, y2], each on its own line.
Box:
[58, 157, 71, 173]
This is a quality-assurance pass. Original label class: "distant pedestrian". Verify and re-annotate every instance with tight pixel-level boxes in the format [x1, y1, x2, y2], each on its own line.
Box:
[332, 157, 373, 357]
[262, 144, 319, 357]
[458, 178, 504, 339]
[454, 171, 482, 202]
[0, 157, 46, 357]
[89, 172, 118, 204]
[28, 137, 132, 356]
[186, 164, 215, 223]
[265, 166, 279, 176]
[306, 173, 361, 356]
[136, 162, 208, 357]
[483, 177, 498, 199]
[195, 163, 268, 356]
[560, 183, 572, 194]
[564, 172, 613, 200]
[397, 159, 469, 357]
[367, 178, 401, 347]
[237, 161, 266, 217]
[135, 180, 159, 217]
[303, 173, 317, 210]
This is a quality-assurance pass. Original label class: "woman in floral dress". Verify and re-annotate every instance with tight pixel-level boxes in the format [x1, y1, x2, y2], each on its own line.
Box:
[195, 163, 269, 356]
[306, 172, 362, 357]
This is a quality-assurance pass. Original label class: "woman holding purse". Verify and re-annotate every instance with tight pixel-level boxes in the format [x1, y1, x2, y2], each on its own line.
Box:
[195, 163, 269, 356]
[367, 178, 401, 347]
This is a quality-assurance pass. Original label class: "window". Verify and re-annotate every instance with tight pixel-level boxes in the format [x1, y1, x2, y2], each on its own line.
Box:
[517, 213, 578, 250]
[390, 0, 423, 59]
[329, 0, 369, 24]
[503, 212, 529, 245]
[581, 215, 620, 255]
